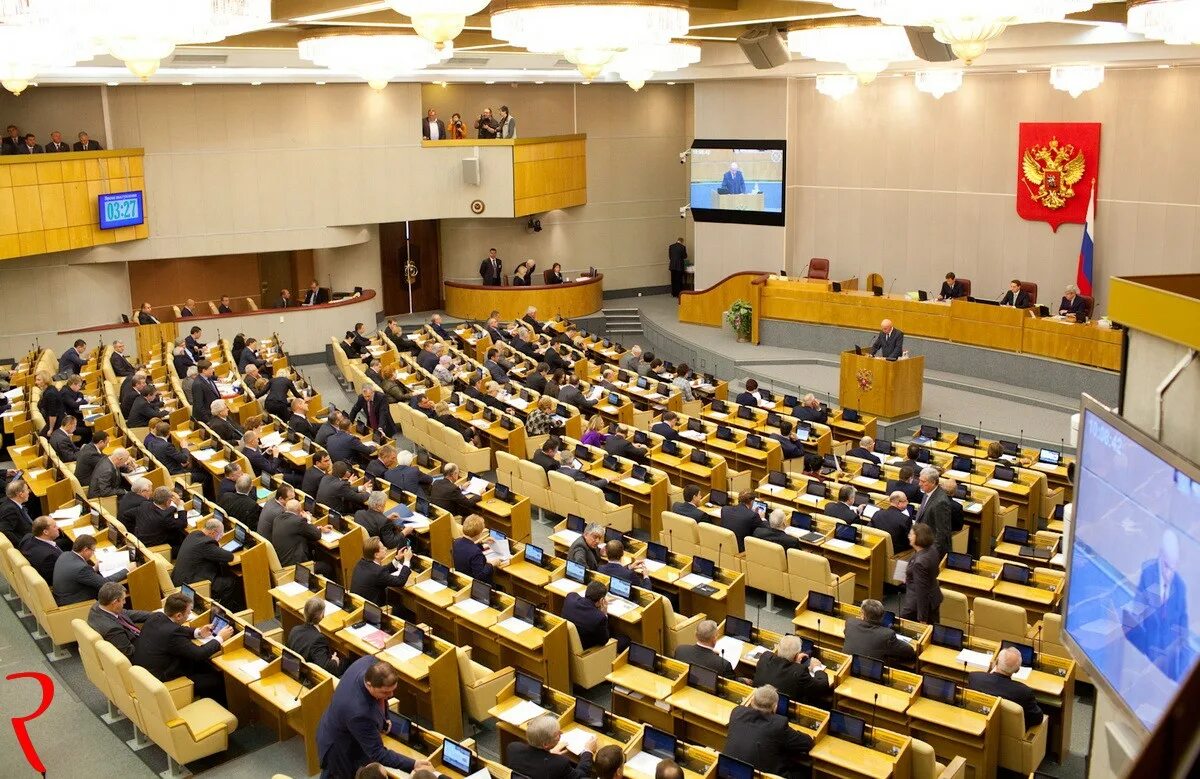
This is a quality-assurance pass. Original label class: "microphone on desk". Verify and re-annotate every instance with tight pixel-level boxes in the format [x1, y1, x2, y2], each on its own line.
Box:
[886, 278, 897, 296]
[1018, 429, 1024, 450]
[816, 617, 823, 653]
[799, 262, 810, 278]
[977, 420, 983, 448]
[870, 692, 880, 747]
[1033, 622, 1043, 658]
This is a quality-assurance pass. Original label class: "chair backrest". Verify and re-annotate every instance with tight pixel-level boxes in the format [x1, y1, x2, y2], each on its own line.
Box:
[454, 646, 477, 684]
[1019, 281, 1038, 304]
[543, 269, 554, 284]
[1080, 295, 1095, 319]
[696, 523, 738, 563]
[21, 565, 55, 615]
[996, 698, 1027, 740]
[910, 738, 940, 779]
[807, 258, 830, 279]
[548, 470, 577, 500]
[565, 620, 584, 654]
[574, 481, 607, 509]
[940, 589, 970, 632]
[957, 278, 972, 297]
[971, 597, 1028, 643]
[127, 664, 182, 748]
[71, 618, 113, 698]
[744, 536, 788, 595]
[788, 548, 833, 587]
[659, 511, 698, 556]
[96, 639, 141, 724]
[1042, 612, 1062, 644]
[495, 450, 520, 483]
[518, 460, 549, 490]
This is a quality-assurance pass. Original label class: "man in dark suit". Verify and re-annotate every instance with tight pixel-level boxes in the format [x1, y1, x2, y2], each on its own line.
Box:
[429, 313, 450, 339]
[598, 539, 650, 587]
[286, 398, 317, 439]
[89, 448, 132, 499]
[942, 475, 966, 532]
[886, 465, 922, 504]
[1059, 285, 1087, 319]
[14, 133, 43, 154]
[217, 295, 233, 314]
[20, 517, 71, 582]
[326, 419, 373, 466]
[824, 485, 861, 524]
[914, 466, 952, 559]
[674, 619, 736, 677]
[317, 462, 370, 515]
[938, 272, 966, 301]
[724, 686, 813, 779]
[118, 478, 153, 527]
[88, 582, 151, 657]
[276, 288, 293, 308]
[421, 109, 446, 140]
[354, 490, 409, 550]
[57, 338, 87, 376]
[219, 475, 263, 527]
[842, 598, 917, 668]
[53, 534, 127, 605]
[1000, 279, 1032, 308]
[44, 130, 72, 153]
[567, 524, 604, 570]
[562, 582, 612, 650]
[349, 385, 396, 437]
[172, 345, 195, 379]
[720, 491, 764, 552]
[109, 340, 137, 377]
[350, 538, 413, 605]
[670, 484, 708, 522]
[172, 518, 244, 608]
[73, 431, 108, 487]
[73, 131, 102, 151]
[770, 420, 805, 460]
[146, 420, 190, 476]
[136, 302, 159, 324]
[384, 450, 433, 501]
[131, 592, 232, 703]
[752, 509, 801, 551]
[531, 438, 561, 473]
[753, 634, 831, 707]
[287, 596, 344, 676]
[316, 657, 434, 778]
[135, 487, 188, 555]
[416, 341, 440, 373]
[791, 394, 828, 425]
[668, 237, 688, 298]
[651, 411, 685, 443]
[967, 647, 1044, 729]
[49, 417, 79, 462]
[190, 361, 220, 423]
[868, 319, 904, 360]
[479, 248, 503, 286]
[209, 400, 244, 443]
[508, 714, 597, 779]
[603, 426, 648, 464]
[1, 124, 20, 154]
[128, 385, 165, 427]
[900, 523, 943, 624]
[871, 492, 913, 553]
[272, 501, 334, 576]
[119, 373, 147, 418]
[847, 436, 881, 464]
[1125, 530, 1190, 680]
[302, 280, 327, 306]
[734, 378, 759, 406]
[301, 451, 332, 495]
[430, 463, 482, 517]
[719, 162, 746, 195]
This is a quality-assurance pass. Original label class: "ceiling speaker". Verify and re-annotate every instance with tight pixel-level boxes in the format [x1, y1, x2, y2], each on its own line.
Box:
[905, 26, 956, 62]
[737, 27, 791, 70]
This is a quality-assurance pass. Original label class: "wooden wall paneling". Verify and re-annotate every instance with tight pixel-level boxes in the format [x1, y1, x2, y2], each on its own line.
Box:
[127, 254, 264, 320]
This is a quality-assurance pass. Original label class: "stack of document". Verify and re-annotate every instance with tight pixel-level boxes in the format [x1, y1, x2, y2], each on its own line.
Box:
[559, 728, 594, 755]
[261, 431, 284, 447]
[714, 635, 747, 666]
[383, 642, 421, 664]
[453, 598, 489, 615]
[955, 648, 994, 668]
[498, 699, 547, 726]
[234, 657, 270, 680]
[464, 477, 492, 496]
[607, 598, 638, 618]
[345, 623, 390, 649]
[275, 581, 310, 598]
[627, 753, 663, 776]
[642, 559, 667, 573]
[497, 616, 534, 635]
[619, 476, 644, 489]
[678, 572, 712, 588]
[414, 578, 447, 594]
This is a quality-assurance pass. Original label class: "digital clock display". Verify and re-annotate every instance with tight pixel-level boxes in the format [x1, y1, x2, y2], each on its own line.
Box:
[98, 191, 145, 229]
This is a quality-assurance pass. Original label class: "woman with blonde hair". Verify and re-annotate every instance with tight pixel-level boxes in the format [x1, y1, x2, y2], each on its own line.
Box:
[526, 395, 564, 436]
[581, 414, 607, 447]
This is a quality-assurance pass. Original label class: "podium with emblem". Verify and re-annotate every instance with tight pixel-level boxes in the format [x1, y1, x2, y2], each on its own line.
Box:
[838, 351, 924, 420]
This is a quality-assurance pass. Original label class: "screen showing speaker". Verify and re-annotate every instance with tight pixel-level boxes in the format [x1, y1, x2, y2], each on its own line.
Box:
[688, 139, 786, 226]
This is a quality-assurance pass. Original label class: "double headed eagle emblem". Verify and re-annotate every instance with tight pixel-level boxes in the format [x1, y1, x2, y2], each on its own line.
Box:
[1022, 137, 1086, 210]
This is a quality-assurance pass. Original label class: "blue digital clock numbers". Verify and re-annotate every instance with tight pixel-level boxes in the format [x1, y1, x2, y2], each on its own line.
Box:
[98, 191, 145, 229]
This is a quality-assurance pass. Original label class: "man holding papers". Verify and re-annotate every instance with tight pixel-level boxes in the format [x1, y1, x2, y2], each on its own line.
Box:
[507, 714, 597, 779]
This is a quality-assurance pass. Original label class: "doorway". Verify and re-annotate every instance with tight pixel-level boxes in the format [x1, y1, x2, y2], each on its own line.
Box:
[257, 251, 293, 307]
[380, 221, 443, 314]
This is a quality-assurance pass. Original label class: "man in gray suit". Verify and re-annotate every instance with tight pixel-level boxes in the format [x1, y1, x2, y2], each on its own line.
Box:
[89, 448, 133, 498]
[914, 466, 952, 559]
[87, 582, 151, 657]
[868, 319, 905, 360]
[53, 534, 127, 605]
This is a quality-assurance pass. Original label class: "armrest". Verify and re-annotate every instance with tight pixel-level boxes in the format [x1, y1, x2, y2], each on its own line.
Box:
[165, 676, 195, 709]
[470, 665, 515, 689]
[183, 719, 232, 742]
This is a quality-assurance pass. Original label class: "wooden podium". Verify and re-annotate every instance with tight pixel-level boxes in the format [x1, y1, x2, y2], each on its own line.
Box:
[839, 351, 924, 420]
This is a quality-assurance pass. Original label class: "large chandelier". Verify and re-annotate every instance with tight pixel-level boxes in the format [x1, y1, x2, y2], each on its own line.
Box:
[1128, 0, 1200, 44]
[787, 19, 914, 83]
[914, 68, 963, 98]
[830, 1, 1095, 63]
[815, 74, 859, 99]
[299, 32, 450, 90]
[491, 0, 690, 78]
[606, 41, 700, 90]
[1050, 64, 1104, 97]
[6, 0, 272, 79]
[387, 1, 489, 48]
[0, 21, 95, 95]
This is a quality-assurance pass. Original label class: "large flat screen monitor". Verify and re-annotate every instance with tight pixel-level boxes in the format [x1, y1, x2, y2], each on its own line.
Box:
[1063, 396, 1200, 731]
[689, 139, 785, 226]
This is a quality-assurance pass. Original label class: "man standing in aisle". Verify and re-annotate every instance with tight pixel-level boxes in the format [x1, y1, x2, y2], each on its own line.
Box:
[480, 248, 503, 286]
[668, 237, 688, 298]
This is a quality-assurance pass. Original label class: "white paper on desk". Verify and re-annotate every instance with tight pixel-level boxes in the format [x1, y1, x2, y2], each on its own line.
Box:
[861, 505, 880, 519]
[454, 598, 489, 614]
[946, 470, 971, 480]
[464, 477, 491, 496]
[383, 642, 421, 664]
[892, 559, 909, 580]
[560, 727, 594, 756]
[824, 539, 854, 551]
[985, 478, 1013, 488]
[261, 431, 284, 447]
[96, 554, 127, 578]
[50, 504, 83, 520]
[608, 598, 638, 618]
[965, 502, 983, 513]
[499, 699, 547, 726]
[714, 635, 747, 666]
[708, 411, 728, 419]
[1050, 552, 1065, 567]
[1030, 462, 1056, 471]
[553, 530, 581, 546]
[1011, 665, 1033, 682]
[627, 752, 664, 776]
[2, 388, 22, 399]
[642, 559, 666, 573]
[322, 601, 342, 618]
[797, 494, 821, 505]
[276, 581, 310, 598]
[619, 477, 644, 489]
[414, 578, 447, 594]
[956, 648, 994, 668]
[677, 573, 712, 588]
[469, 418, 491, 429]
[548, 578, 586, 595]
[680, 430, 706, 442]
[507, 396, 530, 411]
[463, 768, 491, 779]
[497, 616, 534, 635]
[236, 657, 270, 680]
[207, 458, 228, 470]
[400, 513, 430, 529]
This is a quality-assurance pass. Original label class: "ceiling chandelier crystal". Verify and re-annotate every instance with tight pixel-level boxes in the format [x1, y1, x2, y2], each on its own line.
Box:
[606, 41, 700, 90]
[299, 32, 450, 90]
[815, 74, 860, 99]
[914, 68, 963, 97]
[6, 0, 272, 79]
[830, 1, 1095, 63]
[787, 20, 914, 83]
[0, 3, 98, 94]
[491, 0, 690, 78]
[387, 1, 489, 48]
[1127, 0, 1200, 44]
[1050, 64, 1104, 97]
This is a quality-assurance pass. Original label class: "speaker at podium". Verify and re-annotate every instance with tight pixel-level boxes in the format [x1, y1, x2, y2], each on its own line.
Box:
[839, 349, 924, 420]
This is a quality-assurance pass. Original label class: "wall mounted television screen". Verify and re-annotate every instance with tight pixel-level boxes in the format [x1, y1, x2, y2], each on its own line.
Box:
[689, 139, 785, 227]
[1063, 396, 1200, 732]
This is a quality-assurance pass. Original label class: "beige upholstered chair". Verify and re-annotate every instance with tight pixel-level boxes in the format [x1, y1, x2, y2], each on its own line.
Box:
[455, 647, 514, 723]
[910, 738, 945, 779]
[940, 589, 970, 633]
[518, 460, 552, 511]
[128, 664, 239, 778]
[438, 424, 492, 473]
[787, 548, 855, 604]
[494, 450, 521, 489]
[71, 619, 126, 724]
[971, 597, 1029, 644]
[548, 471, 581, 518]
[662, 597, 705, 654]
[575, 481, 634, 533]
[744, 536, 789, 608]
[2, 544, 30, 615]
[658, 511, 699, 556]
[996, 700, 1048, 775]
[696, 523, 742, 572]
[565, 622, 618, 689]
[21, 566, 92, 660]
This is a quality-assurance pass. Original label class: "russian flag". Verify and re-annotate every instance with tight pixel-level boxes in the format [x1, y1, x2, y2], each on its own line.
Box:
[1076, 183, 1096, 296]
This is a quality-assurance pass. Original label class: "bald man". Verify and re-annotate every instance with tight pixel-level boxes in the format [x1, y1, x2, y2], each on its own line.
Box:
[1126, 529, 1189, 680]
[967, 647, 1043, 729]
[868, 319, 904, 360]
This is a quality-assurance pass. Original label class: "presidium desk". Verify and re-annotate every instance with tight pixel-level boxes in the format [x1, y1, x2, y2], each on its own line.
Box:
[443, 274, 604, 322]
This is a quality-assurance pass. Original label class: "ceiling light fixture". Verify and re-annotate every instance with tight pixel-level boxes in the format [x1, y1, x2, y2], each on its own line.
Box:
[1128, 0, 1200, 44]
[605, 41, 700, 90]
[299, 32, 450, 90]
[387, 1, 489, 48]
[830, 1, 1094, 64]
[491, 0, 689, 79]
[0, 7, 97, 95]
[787, 19, 914, 83]
[815, 73, 859, 99]
[1050, 64, 1103, 97]
[914, 68, 963, 97]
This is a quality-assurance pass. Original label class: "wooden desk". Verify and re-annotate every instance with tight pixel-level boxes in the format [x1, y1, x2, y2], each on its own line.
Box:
[443, 274, 604, 322]
[1021, 315, 1122, 370]
[948, 299, 1025, 352]
[810, 727, 913, 779]
[839, 352, 923, 420]
[907, 691, 999, 779]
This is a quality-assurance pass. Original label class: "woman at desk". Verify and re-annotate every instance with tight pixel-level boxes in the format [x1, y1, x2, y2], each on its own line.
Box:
[546, 263, 564, 285]
[512, 260, 536, 286]
[580, 415, 607, 447]
[452, 514, 494, 583]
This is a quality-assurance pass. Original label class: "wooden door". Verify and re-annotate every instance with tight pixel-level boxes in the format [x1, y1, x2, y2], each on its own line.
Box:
[380, 220, 443, 314]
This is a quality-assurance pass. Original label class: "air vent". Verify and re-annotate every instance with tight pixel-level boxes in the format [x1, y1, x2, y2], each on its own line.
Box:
[441, 55, 492, 69]
[552, 58, 578, 69]
[169, 53, 229, 66]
